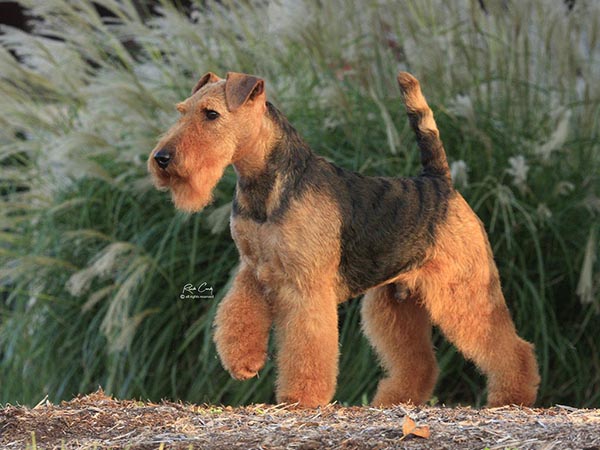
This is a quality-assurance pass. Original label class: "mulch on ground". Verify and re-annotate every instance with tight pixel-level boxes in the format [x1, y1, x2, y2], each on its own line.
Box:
[1, 390, 599, 449]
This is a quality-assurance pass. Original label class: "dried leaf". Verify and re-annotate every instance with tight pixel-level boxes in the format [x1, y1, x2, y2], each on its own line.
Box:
[402, 415, 430, 439]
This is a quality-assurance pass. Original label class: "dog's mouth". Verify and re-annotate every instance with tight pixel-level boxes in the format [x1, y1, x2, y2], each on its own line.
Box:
[147, 157, 213, 212]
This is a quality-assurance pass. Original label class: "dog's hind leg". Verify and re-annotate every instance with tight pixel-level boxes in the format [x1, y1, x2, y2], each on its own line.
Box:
[424, 278, 540, 407]
[418, 195, 541, 406]
[361, 283, 438, 406]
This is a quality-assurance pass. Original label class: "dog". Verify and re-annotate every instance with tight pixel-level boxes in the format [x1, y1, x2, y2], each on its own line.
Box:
[148, 71, 540, 407]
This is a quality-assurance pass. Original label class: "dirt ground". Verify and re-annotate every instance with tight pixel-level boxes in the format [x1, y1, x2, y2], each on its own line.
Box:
[1, 390, 599, 450]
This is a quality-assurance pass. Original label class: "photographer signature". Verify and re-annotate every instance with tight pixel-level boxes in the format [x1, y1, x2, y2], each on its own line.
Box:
[180, 282, 214, 299]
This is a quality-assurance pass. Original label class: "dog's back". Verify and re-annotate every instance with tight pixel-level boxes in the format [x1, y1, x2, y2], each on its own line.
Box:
[322, 73, 455, 296]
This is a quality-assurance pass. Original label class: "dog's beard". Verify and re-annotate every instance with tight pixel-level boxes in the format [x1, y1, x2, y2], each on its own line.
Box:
[169, 166, 226, 212]
[148, 147, 231, 213]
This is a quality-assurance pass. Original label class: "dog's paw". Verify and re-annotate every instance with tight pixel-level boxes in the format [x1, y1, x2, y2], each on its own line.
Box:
[224, 351, 267, 381]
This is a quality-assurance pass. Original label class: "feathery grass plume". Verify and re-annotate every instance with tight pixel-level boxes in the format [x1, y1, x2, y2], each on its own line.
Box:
[447, 94, 474, 123]
[450, 160, 469, 189]
[535, 109, 572, 162]
[577, 226, 598, 312]
[0, 0, 599, 408]
[506, 155, 530, 194]
[66, 242, 137, 296]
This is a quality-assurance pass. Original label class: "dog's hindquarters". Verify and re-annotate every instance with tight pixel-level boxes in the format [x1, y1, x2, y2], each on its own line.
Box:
[363, 193, 540, 407]
[397, 72, 451, 180]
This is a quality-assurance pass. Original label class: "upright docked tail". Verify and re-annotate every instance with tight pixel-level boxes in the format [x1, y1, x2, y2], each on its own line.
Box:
[397, 72, 451, 181]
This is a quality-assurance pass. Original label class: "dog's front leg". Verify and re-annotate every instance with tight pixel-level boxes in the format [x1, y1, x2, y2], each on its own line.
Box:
[213, 263, 272, 380]
[273, 285, 339, 407]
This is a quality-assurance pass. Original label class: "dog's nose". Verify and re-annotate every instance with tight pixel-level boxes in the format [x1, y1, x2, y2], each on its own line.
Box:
[154, 148, 172, 169]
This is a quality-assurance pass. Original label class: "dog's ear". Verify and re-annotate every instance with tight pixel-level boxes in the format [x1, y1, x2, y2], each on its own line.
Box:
[191, 72, 221, 95]
[225, 72, 265, 112]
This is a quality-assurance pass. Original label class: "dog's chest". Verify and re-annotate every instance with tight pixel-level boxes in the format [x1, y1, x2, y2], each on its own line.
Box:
[230, 218, 293, 287]
[230, 213, 340, 291]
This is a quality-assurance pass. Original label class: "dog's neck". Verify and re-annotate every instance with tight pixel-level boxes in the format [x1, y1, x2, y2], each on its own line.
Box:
[232, 102, 314, 222]
[232, 109, 276, 179]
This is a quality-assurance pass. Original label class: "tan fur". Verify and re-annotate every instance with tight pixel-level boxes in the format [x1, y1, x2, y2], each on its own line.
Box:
[149, 71, 540, 408]
[213, 263, 272, 380]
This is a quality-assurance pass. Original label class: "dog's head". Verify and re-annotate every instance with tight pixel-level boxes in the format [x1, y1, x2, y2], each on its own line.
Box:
[148, 72, 267, 212]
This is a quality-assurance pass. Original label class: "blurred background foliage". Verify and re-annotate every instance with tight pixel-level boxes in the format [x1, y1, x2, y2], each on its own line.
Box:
[0, 0, 599, 407]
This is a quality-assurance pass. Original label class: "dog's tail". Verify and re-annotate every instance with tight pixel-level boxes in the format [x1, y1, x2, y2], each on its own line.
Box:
[397, 72, 451, 180]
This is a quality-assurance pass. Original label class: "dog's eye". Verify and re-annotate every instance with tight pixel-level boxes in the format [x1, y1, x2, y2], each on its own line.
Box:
[204, 109, 220, 121]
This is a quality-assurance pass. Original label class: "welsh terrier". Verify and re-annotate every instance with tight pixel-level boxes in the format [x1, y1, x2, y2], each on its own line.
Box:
[148, 71, 540, 407]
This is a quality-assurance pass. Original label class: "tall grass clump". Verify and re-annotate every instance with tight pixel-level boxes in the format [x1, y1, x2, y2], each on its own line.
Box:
[1, 0, 599, 407]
